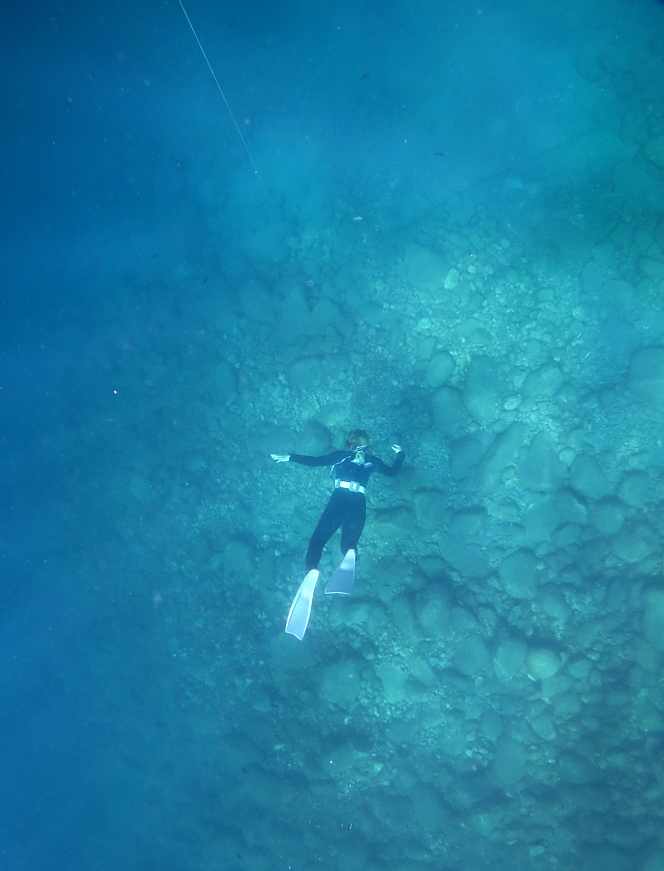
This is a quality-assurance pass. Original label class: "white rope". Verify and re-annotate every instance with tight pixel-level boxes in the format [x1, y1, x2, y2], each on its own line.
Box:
[178, 0, 276, 211]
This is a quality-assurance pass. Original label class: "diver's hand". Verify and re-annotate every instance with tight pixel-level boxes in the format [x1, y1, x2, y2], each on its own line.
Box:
[391, 444, 403, 453]
[271, 453, 291, 463]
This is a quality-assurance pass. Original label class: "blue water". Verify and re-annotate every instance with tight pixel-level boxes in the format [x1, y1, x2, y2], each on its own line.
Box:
[4, 0, 664, 869]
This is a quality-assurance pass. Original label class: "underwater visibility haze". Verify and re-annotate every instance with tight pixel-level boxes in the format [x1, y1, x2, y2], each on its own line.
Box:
[4, 0, 664, 869]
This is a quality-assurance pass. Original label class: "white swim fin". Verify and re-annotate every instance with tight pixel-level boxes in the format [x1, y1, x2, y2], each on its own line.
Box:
[325, 549, 356, 594]
[285, 569, 320, 640]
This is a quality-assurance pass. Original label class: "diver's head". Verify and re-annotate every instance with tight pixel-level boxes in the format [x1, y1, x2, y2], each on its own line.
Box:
[347, 429, 370, 452]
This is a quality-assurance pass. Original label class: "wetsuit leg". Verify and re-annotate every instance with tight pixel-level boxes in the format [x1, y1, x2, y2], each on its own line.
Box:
[340, 495, 366, 556]
[305, 491, 344, 571]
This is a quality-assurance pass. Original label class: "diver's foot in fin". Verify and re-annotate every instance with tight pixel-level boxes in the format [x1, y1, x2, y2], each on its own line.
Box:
[325, 549, 356, 594]
[285, 569, 319, 640]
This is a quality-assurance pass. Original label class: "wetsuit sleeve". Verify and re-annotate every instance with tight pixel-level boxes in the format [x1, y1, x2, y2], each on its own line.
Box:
[289, 451, 349, 467]
[372, 450, 405, 477]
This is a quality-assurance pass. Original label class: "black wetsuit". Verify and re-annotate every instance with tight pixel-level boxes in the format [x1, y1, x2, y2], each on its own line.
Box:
[289, 449, 405, 571]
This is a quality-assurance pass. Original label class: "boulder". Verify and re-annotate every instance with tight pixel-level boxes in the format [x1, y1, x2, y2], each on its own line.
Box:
[523, 363, 564, 399]
[475, 422, 527, 491]
[431, 386, 464, 436]
[570, 455, 611, 500]
[526, 648, 561, 680]
[613, 520, 659, 563]
[644, 589, 664, 652]
[499, 549, 538, 599]
[494, 639, 527, 682]
[463, 355, 502, 423]
[628, 347, 664, 401]
[519, 433, 566, 492]
[645, 134, 664, 168]
[321, 660, 362, 707]
[424, 351, 455, 388]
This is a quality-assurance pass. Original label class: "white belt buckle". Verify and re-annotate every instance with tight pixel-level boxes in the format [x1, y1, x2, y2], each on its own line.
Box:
[335, 479, 364, 495]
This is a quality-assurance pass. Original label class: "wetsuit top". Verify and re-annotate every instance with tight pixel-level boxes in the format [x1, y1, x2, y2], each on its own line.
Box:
[289, 450, 405, 488]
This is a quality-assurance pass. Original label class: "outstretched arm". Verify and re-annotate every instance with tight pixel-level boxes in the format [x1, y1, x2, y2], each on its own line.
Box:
[271, 450, 349, 467]
[374, 445, 405, 477]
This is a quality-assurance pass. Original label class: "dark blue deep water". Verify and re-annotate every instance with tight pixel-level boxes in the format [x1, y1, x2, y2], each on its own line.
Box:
[4, 1, 664, 870]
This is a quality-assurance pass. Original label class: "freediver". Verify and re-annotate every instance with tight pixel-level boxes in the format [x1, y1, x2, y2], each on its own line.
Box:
[271, 429, 405, 639]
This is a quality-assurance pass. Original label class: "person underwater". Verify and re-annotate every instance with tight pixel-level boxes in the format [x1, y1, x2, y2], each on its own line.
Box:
[271, 429, 405, 639]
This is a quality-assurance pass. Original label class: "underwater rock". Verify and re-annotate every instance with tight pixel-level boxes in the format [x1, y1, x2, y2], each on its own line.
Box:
[558, 752, 596, 784]
[288, 356, 323, 390]
[413, 488, 447, 532]
[539, 588, 572, 625]
[320, 660, 362, 707]
[443, 268, 460, 290]
[523, 497, 561, 544]
[519, 432, 566, 492]
[439, 534, 491, 578]
[390, 595, 421, 640]
[612, 519, 658, 563]
[293, 419, 332, 455]
[490, 737, 526, 787]
[601, 279, 634, 314]
[575, 51, 604, 83]
[424, 350, 455, 388]
[638, 257, 664, 279]
[557, 482, 587, 523]
[628, 347, 664, 401]
[472, 808, 505, 837]
[130, 476, 152, 502]
[431, 385, 464, 436]
[463, 355, 503, 423]
[569, 454, 611, 500]
[407, 654, 437, 688]
[526, 648, 561, 680]
[244, 220, 293, 261]
[449, 509, 487, 543]
[523, 363, 564, 399]
[279, 285, 311, 343]
[644, 133, 664, 168]
[481, 711, 504, 742]
[643, 589, 664, 652]
[552, 522, 583, 550]
[237, 278, 275, 325]
[590, 497, 626, 535]
[399, 244, 449, 292]
[474, 421, 527, 492]
[454, 635, 491, 677]
[494, 638, 527, 682]
[617, 470, 651, 507]
[219, 536, 256, 583]
[372, 505, 417, 542]
[417, 336, 437, 359]
[581, 260, 604, 295]
[644, 852, 664, 871]
[439, 717, 468, 756]
[530, 713, 556, 741]
[410, 784, 448, 834]
[499, 549, 538, 600]
[656, 219, 664, 249]
[215, 360, 238, 396]
[449, 431, 494, 480]
[375, 659, 408, 704]
[309, 297, 345, 335]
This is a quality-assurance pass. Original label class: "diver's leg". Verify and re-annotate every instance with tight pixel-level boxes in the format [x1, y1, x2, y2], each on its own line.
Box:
[340, 497, 366, 556]
[305, 494, 343, 571]
[326, 497, 366, 594]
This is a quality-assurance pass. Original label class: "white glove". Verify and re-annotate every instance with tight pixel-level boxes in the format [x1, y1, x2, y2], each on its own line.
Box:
[271, 453, 291, 463]
[391, 444, 403, 453]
